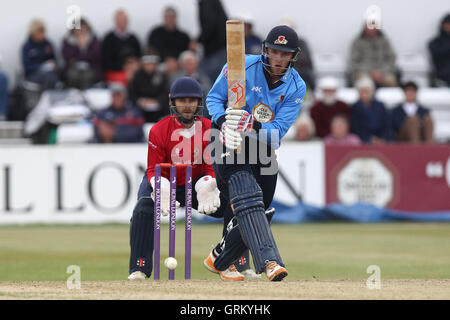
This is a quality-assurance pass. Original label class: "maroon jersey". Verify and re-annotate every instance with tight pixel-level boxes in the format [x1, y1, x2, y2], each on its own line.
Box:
[310, 100, 350, 138]
[146, 115, 215, 186]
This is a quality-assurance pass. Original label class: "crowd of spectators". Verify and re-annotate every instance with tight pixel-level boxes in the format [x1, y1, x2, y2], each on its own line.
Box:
[296, 76, 435, 145]
[0, 1, 448, 146]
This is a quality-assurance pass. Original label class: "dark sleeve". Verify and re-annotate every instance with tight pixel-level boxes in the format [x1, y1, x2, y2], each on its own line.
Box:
[379, 104, 392, 141]
[420, 106, 430, 116]
[46, 40, 56, 61]
[132, 35, 142, 58]
[127, 74, 138, 104]
[183, 31, 191, 48]
[215, 114, 226, 128]
[89, 38, 103, 80]
[147, 28, 163, 58]
[198, 0, 219, 43]
[429, 37, 450, 60]
[147, 28, 157, 51]
[101, 33, 114, 70]
[418, 105, 430, 120]
[350, 105, 364, 140]
[22, 43, 40, 75]
[61, 40, 76, 64]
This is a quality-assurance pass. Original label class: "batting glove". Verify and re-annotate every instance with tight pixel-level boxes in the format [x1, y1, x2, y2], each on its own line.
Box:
[195, 176, 220, 215]
[150, 176, 180, 216]
[225, 107, 254, 132]
[219, 122, 242, 150]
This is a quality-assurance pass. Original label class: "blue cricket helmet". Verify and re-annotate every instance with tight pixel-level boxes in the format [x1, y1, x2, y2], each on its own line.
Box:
[170, 76, 203, 100]
[169, 76, 204, 124]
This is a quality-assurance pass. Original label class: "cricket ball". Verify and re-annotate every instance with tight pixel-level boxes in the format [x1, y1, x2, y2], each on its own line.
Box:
[164, 257, 178, 270]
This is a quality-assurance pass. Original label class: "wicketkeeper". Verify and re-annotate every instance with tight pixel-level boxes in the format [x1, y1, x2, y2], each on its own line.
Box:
[128, 77, 257, 280]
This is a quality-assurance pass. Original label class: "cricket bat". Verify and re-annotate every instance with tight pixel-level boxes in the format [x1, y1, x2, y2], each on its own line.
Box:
[226, 20, 246, 153]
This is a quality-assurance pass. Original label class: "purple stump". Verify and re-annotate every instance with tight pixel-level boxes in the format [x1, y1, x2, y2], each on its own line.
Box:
[168, 165, 177, 280]
[185, 165, 192, 279]
[153, 165, 161, 280]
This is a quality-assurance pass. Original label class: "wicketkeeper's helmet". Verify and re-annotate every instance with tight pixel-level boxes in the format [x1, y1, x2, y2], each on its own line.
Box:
[169, 76, 204, 125]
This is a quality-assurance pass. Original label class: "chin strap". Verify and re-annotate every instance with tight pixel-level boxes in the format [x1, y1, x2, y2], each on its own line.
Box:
[261, 55, 293, 77]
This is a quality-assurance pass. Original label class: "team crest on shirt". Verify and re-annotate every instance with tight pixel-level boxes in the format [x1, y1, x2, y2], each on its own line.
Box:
[252, 103, 274, 123]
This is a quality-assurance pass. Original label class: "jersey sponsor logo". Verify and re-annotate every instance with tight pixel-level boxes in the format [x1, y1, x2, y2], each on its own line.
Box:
[252, 103, 274, 123]
[274, 36, 288, 45]
[251, 86, 262, 93]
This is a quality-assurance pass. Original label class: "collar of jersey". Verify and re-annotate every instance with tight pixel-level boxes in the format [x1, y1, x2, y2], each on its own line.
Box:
[172, 116, 199, 138]
[262, 66, 285, 91]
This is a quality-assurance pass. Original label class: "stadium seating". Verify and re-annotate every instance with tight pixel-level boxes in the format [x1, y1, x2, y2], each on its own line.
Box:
[56, 121, 156, 144]
[396, 53, 430, 87]
[313, 53, 347, 87]
[56, 121, 94, 144]
[0, 120, 31, 144]
[83, 88, 112, 111]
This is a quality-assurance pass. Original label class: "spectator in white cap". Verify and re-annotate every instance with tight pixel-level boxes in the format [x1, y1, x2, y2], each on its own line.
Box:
[350, 76, 391, 143]
[310, 76, 350, 138]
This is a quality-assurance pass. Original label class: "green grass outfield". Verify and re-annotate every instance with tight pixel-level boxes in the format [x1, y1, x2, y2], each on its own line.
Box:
[0, 222, 449, 282]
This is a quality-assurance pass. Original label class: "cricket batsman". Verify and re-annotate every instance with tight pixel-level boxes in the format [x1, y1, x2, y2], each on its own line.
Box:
[128, 77, 253, 281]
[203, 25, 306, 281]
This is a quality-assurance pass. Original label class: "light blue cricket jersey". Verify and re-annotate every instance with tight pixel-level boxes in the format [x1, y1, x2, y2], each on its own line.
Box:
[206, 54, 306, 148]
